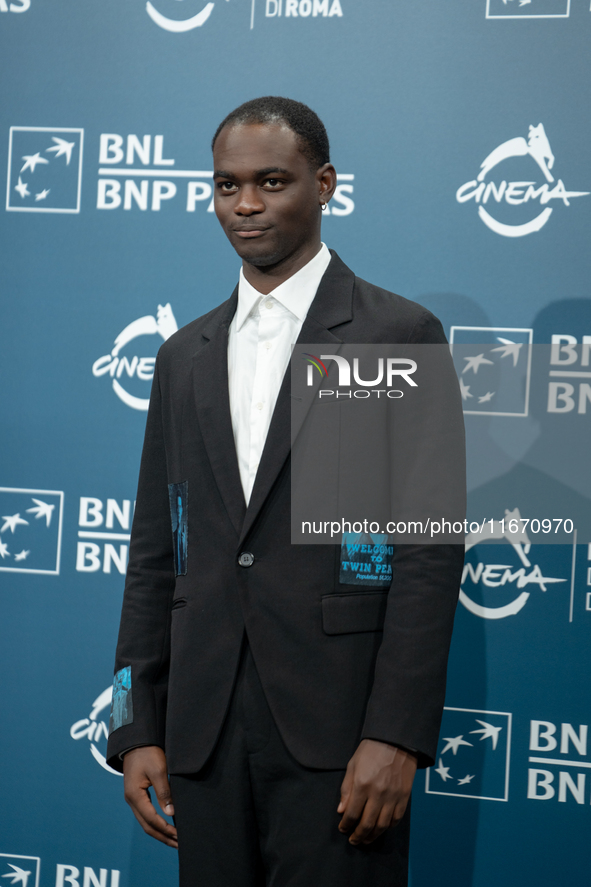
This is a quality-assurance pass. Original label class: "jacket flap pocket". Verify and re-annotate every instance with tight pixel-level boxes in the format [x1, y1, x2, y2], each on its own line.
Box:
[321, 592, 388, 635]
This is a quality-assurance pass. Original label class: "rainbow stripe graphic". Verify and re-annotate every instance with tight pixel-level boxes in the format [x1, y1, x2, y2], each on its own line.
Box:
[303, 353, 328, 377]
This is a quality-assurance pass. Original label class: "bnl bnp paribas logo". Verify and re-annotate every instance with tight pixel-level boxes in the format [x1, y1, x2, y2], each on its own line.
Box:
[0, 856, 120, 887]
[486, 0, 570, 18]
[457, 123, 588, 237]
[426, 708, 512, 801]
[6, 129, 355, 216]
[6, 128, 83, 213]
[96, 132, 355, 216]
[427, 710, 591, 807]
[0, 856, 40, 887]
[144, 0, 343, 34]
[450, 326, 533, 417]
[452, 325, 591, 417]
[0, 488, 64, 575]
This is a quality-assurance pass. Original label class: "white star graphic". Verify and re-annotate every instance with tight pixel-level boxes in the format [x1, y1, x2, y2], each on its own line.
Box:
[434, 758, 452, 782]
[457, 774, 475, 785]
[478, 391, 495, 403]
[14, 550, 30, 562]
[459, 379, 473, 400]
[2, 865, 31, 887]
[0, 539, 10, 559]
[1, 513, 29, 534]
[14, 176, 30, 198]
[35, 189, 50, 202]
[20, 152, 49, 174]
[26, 498, 55, 527]
[491, 338, 522, 367]
[462, 353, 494, 375]
[46, 136, 76, 164]
[470, 720, 502, 751]
[440, 735, 473, 755]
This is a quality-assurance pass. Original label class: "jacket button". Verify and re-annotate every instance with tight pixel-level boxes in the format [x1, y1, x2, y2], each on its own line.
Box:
[238, 552, 254, 568]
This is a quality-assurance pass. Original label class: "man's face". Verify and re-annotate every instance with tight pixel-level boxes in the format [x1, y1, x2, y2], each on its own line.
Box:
[213, 123, 323, 267]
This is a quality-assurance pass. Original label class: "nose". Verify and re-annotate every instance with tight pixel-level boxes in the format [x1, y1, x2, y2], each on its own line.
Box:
[234, 184, 265, 216]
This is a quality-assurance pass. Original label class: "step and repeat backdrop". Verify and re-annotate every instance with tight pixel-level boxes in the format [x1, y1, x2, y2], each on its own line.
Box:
[1, 1, 590, 885]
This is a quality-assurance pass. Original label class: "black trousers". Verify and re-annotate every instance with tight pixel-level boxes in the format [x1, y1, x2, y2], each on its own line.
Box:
[170, 644, 410, 887]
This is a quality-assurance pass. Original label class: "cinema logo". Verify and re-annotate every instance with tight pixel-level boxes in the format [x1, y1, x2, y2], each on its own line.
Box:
[92, 303, 178, 411]
[459, 507, 568, 619]
[144, 0, 343, 34]
[456, 123, 589, 237]
[70, 685, 121, 776]
[97, 132, 354, 215]
[305, 353, 418, 399]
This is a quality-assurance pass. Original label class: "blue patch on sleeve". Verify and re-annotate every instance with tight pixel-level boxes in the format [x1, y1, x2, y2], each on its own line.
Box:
[168, 481, 188, 576]
[109, 665, 133, 733]
[339, 532, 395, 587]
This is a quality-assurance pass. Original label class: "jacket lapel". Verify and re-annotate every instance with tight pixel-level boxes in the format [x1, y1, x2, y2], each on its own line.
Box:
[238, 251, 355, 548]
[192, 289, 246, 537]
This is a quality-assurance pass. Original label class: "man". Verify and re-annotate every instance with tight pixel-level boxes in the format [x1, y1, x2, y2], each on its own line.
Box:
[107, 96, 465, 886]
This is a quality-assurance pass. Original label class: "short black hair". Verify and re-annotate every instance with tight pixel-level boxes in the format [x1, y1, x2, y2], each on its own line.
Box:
[212, 96, 330, 170]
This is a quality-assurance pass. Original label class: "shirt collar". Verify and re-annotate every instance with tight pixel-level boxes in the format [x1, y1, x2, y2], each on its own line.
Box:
[235, 243, 331, 331]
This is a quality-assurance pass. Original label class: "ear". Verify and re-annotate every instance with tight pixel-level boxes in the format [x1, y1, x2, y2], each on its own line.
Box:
[316, 163, 338, 209]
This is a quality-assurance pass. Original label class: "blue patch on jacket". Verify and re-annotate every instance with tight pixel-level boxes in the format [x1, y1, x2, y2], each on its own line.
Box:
[109, 665, 133, 733]
[340, 532, 394, 587]
[169, 481, 188, 576]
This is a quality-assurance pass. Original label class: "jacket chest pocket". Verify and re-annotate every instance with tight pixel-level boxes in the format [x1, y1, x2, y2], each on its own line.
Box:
[322, 591, 388, 635]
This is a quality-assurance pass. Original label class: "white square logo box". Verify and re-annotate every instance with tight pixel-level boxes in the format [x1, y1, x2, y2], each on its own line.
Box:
[0, 487, 64, 574]
[0, 854, 41, 887]
[425, 707, 512, 802]
[450, 326, 533, 417]
[486, 0, 570, 19]
[6, 127, 84, 213]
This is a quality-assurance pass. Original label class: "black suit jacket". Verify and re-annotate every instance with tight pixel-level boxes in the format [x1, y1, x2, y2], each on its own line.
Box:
[106, 251, 465, 774]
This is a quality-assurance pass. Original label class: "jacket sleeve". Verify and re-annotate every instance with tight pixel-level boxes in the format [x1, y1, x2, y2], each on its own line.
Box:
[106, 356, 176, 772]
[361, 310, 466, 767]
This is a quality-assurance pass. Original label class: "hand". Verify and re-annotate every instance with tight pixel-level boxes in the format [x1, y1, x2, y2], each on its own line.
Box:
[337, 739, 417, 845]
[123, 746, 178, 848]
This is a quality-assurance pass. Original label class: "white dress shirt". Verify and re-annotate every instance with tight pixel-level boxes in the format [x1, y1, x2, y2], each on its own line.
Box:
[227, 243, 332, 504]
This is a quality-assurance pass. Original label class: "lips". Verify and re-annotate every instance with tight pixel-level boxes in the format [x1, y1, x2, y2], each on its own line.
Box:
[232, 226, 270, 238]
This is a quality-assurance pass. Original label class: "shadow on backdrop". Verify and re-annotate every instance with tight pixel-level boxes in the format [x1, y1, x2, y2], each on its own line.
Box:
[409, 293, 491, 887]
[410, 296, 591, 887]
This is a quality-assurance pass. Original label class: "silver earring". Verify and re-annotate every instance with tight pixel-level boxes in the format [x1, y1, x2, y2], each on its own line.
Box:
[321, 201, 329, 212]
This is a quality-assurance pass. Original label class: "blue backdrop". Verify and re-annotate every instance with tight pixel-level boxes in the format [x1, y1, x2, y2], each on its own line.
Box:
[1, 1, 590, 885]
